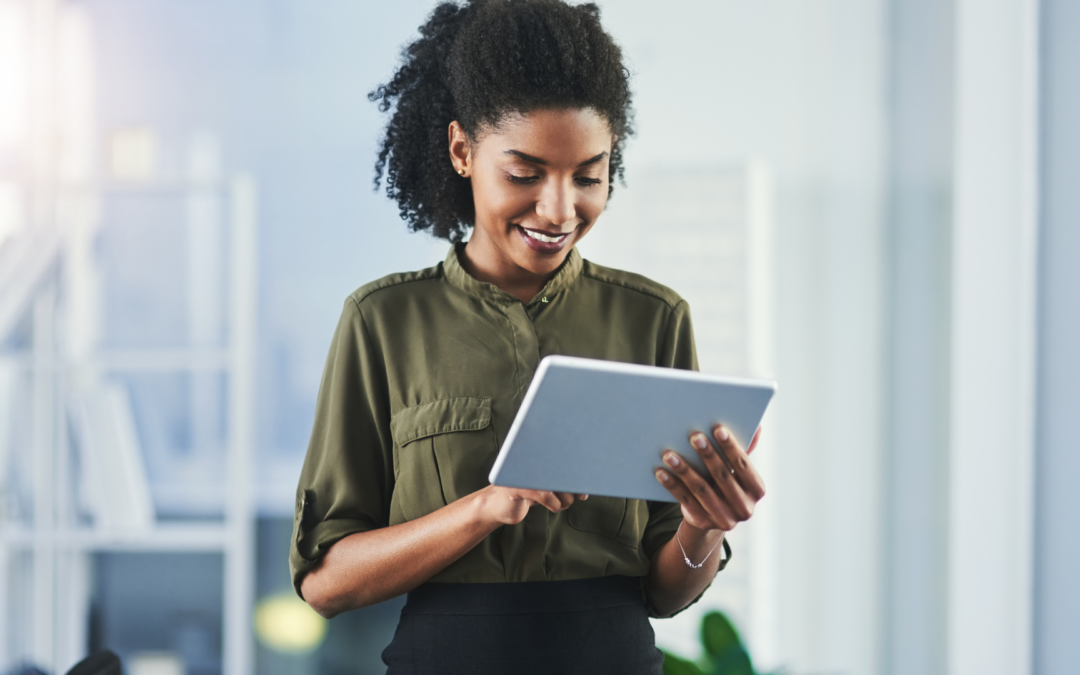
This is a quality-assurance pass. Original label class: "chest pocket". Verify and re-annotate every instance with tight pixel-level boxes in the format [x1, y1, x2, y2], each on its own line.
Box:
[568, 497, 649, 549]
[389, 397, 496, 523]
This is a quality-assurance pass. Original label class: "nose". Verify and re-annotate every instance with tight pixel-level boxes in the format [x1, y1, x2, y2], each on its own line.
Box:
[535, 177, 577, 228]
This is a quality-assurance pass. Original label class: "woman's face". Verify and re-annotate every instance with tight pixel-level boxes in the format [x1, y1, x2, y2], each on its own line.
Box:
[450, 108, 614, 279]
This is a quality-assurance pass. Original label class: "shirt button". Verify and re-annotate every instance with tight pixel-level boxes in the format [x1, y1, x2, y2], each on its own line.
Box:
[541, 296, 549, 303]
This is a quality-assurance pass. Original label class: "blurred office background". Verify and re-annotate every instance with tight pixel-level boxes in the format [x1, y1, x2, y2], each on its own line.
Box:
[0, 0, 1076, 674]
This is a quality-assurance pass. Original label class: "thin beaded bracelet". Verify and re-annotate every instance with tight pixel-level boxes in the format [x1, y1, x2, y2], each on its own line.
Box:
[675, 523, 727, 569]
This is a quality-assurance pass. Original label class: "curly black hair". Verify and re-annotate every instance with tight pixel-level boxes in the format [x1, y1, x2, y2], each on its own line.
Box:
[369, 0, 634, 242]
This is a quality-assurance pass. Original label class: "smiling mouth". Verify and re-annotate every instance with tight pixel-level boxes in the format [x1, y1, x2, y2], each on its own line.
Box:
[520, 227, 570, 244]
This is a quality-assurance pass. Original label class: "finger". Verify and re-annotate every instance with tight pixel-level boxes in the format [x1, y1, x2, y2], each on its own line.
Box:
[689, 431, 737, 485]
[713, 424, 767, 501]
[542, 491, 566, 512]
[553, 492, 577, 509]
[691, 432, 757, 521]
[748, 427, 762, 454]
[654, 469, 717, 530]
[661, 451, 739, 530]
[578, 494, 589, 501]
[520, 489, 563, 512]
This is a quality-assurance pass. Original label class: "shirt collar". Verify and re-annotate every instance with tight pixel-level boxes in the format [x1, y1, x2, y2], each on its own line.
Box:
[443, 242, 583, 306]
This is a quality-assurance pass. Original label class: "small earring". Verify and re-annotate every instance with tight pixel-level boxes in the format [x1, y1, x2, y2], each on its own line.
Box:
[458, 168, 466, 176]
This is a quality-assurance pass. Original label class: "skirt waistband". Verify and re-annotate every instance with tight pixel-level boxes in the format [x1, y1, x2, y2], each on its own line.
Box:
[401, 575, 645, 616]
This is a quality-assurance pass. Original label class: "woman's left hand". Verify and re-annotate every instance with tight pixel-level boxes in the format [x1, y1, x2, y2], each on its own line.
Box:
[654, 425, 765, 533]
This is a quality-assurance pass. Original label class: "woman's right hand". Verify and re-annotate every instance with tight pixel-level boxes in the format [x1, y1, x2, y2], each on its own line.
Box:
[477, 485, 588, 525]
[303, 484, 586, 617]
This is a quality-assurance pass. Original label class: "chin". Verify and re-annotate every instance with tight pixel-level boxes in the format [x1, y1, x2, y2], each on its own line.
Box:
[512, 241, 575, 274]
[508, 249, 562, 274]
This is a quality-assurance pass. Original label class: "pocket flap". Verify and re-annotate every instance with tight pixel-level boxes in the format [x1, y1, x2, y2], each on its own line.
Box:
[390, 396, 492, 446]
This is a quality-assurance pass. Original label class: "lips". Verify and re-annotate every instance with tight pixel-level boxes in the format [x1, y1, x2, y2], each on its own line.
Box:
[523, 229, 567, 244]
[518, 225, 571, 253]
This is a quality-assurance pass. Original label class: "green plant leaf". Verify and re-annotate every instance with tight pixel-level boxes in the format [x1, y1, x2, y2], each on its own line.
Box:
[709, 645, 755, 675]
[662, 650, 708, 675]
[701, 611, 743, 659]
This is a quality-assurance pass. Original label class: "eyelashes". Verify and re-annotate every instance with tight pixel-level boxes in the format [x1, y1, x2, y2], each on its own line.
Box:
[505, 174, 603, 187]
[506, 174, 539, 185]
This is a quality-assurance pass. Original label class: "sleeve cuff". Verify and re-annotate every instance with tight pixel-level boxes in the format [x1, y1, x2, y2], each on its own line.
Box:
[290, 517, 377, 599]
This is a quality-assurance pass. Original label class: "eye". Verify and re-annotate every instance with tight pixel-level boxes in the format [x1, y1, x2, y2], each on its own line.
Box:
[506, 174, 540, 185]
[575, 177, 603, 187]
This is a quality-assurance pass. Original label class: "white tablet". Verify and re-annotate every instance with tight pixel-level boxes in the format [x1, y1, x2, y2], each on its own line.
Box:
[488, 355, 777, 503]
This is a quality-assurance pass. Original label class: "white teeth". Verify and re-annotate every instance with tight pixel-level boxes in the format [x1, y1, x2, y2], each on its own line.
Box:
[524, 229, 567, 244]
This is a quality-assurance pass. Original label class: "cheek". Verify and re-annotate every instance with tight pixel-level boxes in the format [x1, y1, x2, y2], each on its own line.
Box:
[472, 176, 532, 221]
[578, 189, 609, 222]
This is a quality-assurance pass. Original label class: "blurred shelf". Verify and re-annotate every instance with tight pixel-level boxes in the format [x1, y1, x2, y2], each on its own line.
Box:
[0, 348, 231, 372]
[0, 523, 232, 552]
[0, 169, 260, 673]
[0, 176, 232, 194]
[92, 349, 232, 372]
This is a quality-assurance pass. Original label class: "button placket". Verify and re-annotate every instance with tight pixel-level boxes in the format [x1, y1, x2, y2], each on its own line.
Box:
[502, 301, 540, 400]
[499, 299, 547, 579]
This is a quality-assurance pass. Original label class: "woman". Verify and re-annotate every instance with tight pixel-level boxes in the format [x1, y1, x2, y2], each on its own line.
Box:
[290, 1, 766, 672]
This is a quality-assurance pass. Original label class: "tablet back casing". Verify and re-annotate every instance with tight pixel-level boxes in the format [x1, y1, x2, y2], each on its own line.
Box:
[488, 356, 776, 502]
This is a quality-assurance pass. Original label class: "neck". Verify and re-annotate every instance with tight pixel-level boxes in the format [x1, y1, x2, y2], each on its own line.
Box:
[459, 238, 557, 304]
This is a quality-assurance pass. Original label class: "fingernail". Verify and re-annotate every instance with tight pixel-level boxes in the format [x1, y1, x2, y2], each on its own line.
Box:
[692, 434, 708, 450]
[656, 470, 671, 483]
[664, 452, 681, 467]
[716, 426, 730, 442]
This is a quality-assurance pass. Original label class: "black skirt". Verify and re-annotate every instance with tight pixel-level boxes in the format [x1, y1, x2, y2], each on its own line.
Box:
[382, 575, 665, 675]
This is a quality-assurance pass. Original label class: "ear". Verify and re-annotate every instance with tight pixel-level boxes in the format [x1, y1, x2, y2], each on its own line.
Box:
[448, 121, 472, 177]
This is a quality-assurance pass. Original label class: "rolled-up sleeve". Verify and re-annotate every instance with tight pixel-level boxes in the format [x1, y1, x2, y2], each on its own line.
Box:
[290, 298, 394, 598]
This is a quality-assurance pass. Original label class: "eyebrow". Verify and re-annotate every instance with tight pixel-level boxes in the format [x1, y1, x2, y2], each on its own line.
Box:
[504, 150, 608, 168]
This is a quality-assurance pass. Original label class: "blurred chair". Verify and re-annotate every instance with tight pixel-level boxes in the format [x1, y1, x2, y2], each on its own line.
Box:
[64, 651, 121, 675]
[2, 665, 47, 675]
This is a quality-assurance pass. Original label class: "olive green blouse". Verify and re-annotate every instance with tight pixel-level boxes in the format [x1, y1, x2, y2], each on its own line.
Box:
[290, 244, 702, 602]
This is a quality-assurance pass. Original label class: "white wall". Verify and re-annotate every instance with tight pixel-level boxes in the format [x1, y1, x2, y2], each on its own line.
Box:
[1033, 1, 1080, 674]
[948, 2, 1038, 674]
[882, 2, 955, 675]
